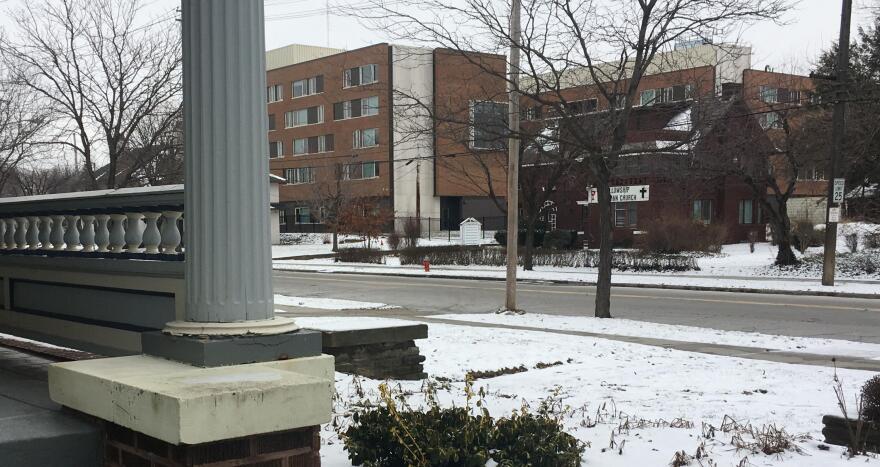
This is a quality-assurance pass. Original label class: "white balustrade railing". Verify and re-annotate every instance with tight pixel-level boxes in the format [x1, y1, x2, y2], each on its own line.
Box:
[0, 209, 183, 259]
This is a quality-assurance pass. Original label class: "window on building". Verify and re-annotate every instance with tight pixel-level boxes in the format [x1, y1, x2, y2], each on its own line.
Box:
[284, 106, 324, 128]
[471, 101, 508, 150]
[344, 161, 380, 180]
[333, 96, 379, 120]
[738, 199, 758, 224]
[292, 75, 324, 98]
[613, 202, 638, 228]
[797, 164, 826, 181]
[279, 210, 287, 227]
[611, 94, 626, 109]
[293, 206, 312, 224]
[758, 85, 777, 103]
[361, 96, 379, 116]
[564, 98, 598, 115]
[344, 64, 378, 87]
[693, 199, 713, 224]
[639, 89, 656, 106]
[269, 141, 282, 158]
[268, 114, 276, 131]
[522, 105, 543, 121]
[285, 167, 315, 185]
[293, 135, 334, 155]
[639, 84, 692, 106]
[267, 84, 283, 103]
[758, 111, 781, 130]
[353, 128, 379, 149]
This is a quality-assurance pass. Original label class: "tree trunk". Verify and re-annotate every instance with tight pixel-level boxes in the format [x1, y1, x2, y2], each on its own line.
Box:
[332, 228, 339, 252]
[594, 176, 613, 318]
[772, 202, 798, 266]
[523, 215, 537, 271]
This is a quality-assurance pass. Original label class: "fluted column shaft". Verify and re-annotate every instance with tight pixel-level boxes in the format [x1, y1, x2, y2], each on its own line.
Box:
[182, 0, 273, 323]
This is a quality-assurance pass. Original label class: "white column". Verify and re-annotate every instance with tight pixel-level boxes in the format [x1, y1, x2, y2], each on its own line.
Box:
[80, 215, 96, 253]
[125, 212, 144, 252]
[5, 219, 16, 250]
[26, 216, 40, 250]
[95, 215, 111, 253]
[50, 215, 65, 250]
[160, 211, 182, 255]
[142, 212, 162, 254]
[14, 217, 27, 250]
[109, 214, 127, 253]
[179, 0, 280, 328]
[64, 215, 80, 251]
[39, 216, 52, 251]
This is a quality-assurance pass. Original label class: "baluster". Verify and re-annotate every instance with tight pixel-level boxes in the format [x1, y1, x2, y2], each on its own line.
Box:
[14, 217, 28, 250]
[0, 218, 6, 249]
[109, 213, 127, 253]
[125, 212, 144, 252]
[4, 219, 16, 250]
[80, 215, 96, 253]
[50, 215, 65, 250]
[142, 212, 162, 254]
[26, 216, 40, 250]
[160, 211, 182, 255]
[63, 215, 80, 251]
[39, 216, 52, 250]
[95, 214, 111, 253]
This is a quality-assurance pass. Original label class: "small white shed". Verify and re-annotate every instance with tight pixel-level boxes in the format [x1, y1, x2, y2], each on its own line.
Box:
[459, 217, 482, 246]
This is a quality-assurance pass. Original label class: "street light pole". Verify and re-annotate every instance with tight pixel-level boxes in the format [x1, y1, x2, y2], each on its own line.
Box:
[821, 0, 852, 286]
[505, 0, 521, 311]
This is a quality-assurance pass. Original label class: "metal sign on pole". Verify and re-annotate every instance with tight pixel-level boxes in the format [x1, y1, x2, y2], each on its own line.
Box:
[821, 0, 852, 287]
[832, 178, 846, 203]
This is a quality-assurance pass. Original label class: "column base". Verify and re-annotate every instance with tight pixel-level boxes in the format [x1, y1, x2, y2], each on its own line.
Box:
[48, 354, 334, 445]
[142, 329, 322, 367]
[163, 316, 300, 336]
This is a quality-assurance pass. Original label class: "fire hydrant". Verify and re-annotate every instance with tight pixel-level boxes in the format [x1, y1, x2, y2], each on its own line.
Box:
[422, 258, 430, 272]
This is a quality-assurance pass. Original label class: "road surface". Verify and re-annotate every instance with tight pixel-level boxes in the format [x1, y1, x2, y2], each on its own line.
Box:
[273, 270, 880, 343]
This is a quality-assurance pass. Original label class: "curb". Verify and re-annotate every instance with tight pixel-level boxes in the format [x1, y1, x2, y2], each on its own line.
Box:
[273, 267, 880, 300]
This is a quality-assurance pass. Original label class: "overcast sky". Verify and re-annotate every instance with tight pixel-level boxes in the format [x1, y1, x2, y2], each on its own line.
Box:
[0, 0, 874, 74]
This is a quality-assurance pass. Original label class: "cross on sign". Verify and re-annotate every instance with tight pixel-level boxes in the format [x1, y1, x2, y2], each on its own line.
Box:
[639, 187, 648, 199]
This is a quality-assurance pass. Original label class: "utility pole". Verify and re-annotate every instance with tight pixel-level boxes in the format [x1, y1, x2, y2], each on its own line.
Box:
[504, 0, 521, 311]
[821, 0, 852, 286]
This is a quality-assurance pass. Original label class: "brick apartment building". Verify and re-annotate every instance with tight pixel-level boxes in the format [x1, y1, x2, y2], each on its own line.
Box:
[516, 43, 824, 246]
[265, 43, 507, 233]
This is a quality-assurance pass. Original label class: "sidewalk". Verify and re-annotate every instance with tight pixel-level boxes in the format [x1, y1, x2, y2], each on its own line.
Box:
[273, 261, 880, 298]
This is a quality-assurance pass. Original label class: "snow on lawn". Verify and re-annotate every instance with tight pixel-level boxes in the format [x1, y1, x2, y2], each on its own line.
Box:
[434, 313, 880, 360]
[273, 294, 398, 310]
[312, 317, 878, 466]
[273, 234, 498, 259]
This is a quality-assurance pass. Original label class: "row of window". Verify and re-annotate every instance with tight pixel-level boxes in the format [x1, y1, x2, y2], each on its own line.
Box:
[283, 161, 380, 185]
[520, 84, 693, 122]
[267, 64, 379, 103]
[757, 85, 817, 105]
[611, 199, 761, 228]
[269, 128, 379, 158]
[268, 96, 381, 131]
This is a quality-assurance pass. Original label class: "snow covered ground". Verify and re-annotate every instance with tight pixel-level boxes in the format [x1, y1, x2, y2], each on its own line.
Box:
[273, 294, 397, 310]
[434, 313, 880, 359]
[299, 316, 879, 466]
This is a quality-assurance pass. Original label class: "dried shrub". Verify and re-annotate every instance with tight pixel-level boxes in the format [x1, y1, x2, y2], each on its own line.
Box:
[387, 231, 402, 251]
[403, 218, 421, 249]
[792, 221, 823, 253]
[542, 230, 580, 250]
[867, 232, 880, 249]
[336, 248, 384, 264]
[638, 217, 726, 254]
[846, 233, 860, 253]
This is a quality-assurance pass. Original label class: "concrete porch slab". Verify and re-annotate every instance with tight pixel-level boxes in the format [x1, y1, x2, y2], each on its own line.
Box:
[48, 353, 334, 445]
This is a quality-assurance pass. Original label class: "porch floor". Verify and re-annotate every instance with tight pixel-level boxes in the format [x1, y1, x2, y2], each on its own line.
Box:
[0, 345, 102, 466]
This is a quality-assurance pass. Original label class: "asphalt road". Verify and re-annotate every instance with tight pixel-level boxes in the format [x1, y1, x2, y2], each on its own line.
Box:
[273, 270, 880, 343]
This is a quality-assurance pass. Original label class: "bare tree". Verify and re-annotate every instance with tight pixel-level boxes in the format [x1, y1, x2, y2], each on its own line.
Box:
[8, 163, 85, 196]
[309, 163, 352, 252]
[0, 0, 182, 190]
[0, 80, 51, 195]
[358, 0, 788, 318]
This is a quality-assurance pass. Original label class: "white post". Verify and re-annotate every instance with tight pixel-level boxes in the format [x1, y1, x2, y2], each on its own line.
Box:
[80, 215, 96, 253]
[0, 219, 6, 249]
[39, 216, 52, 250]
[175, 0, 288, 333]
[64, 215, 80, 251]
[125, 212, 144, 252]
[142, 212, 162, 254]
[95, 214, 111, 253]
[5, 219, 16, 250]
[26, 216, 40, 250]
[50, 215, 65, 250]
[109, 214, 127, 253]
[14, 217, 28, 250]
[160, 211, 182, 255]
